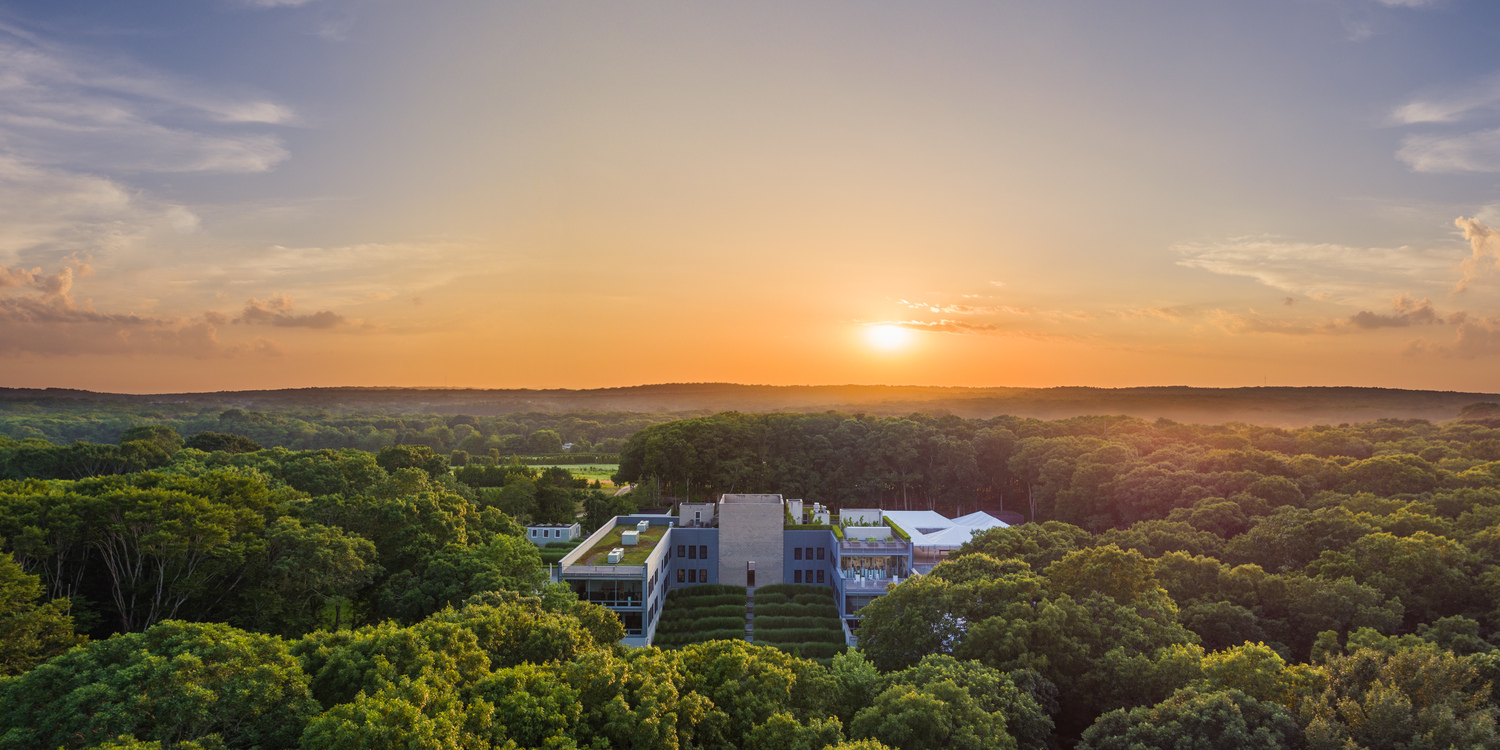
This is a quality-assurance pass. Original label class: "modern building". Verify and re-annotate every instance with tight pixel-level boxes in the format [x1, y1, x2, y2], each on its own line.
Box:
[552, 494, 1008, 647]
[526, 522, 583, 547]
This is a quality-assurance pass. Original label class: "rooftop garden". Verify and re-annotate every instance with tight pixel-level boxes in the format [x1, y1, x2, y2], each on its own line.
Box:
[751, 583, 846, 661]
[653, 584, 749, 648]
[575, 522, 667, 566]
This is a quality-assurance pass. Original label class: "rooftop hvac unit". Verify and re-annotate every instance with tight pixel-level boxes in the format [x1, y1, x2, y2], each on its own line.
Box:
[622, 530, 639, 545]
[607, 548, 625, 564]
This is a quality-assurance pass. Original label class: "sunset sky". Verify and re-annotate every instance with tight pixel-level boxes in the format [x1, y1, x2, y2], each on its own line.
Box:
[4, 1, 1500, 393]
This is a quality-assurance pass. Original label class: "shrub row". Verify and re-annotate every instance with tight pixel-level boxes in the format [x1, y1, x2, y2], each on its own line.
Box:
[753, 603, 839, 619]
[792, 593, 833, 606]
[754, 592, 790, 605]
[654, 629, 746, 647]
[752, 628, 846, 645]
[662, 593, 745, 609]
[657, 616, 745, 634]
[670, 584, 747, 599]
[660, 604, 745, 622]
[756, 583, 834, 598]
[752, 616, 840, 631]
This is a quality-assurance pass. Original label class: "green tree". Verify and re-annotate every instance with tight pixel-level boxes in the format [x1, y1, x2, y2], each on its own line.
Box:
[0, 548, 83, 675]
[184, 431, 263, 453]
[1079, 687, 1299, 750]
[0, 620, 318, 750]
[375, 445, 450, 480]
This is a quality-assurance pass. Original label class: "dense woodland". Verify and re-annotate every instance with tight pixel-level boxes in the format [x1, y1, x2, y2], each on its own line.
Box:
[0, 399, 677, 455]
[3, 405, 1500, 747]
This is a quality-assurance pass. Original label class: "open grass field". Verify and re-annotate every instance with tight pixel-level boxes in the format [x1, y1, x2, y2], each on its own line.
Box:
[578, 522, 666, 565]
[532, 463, 620, 487]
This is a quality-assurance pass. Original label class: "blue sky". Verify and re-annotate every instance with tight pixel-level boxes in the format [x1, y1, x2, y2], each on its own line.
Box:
[3, 0, 1500, 392]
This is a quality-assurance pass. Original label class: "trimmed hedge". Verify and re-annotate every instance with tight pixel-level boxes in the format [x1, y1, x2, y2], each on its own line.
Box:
[792, 593, 833, 606]
[756, 583, 834, 598]
[657, 616, 745, 634]
[655, 629, 746, 646]
[663, 594, 745, 609]
[660, 604, 745, 622]
[754, 603, 839, 619]
[753, 616, 838, 630]
[754, 593, 790, 605]
[752, 628, 845, 645]
[670, 584, 747, 598]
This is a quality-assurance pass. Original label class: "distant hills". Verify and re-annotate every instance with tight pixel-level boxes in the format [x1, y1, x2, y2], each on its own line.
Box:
[3, 383, 1498, 427]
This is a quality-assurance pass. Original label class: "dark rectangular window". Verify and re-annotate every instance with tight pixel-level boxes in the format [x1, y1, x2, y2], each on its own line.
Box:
[688, 569, 698, 583]
[817, 570, 825, 584]
[688, 546, 697, 560]
[794, 570, 803, 583]
[700, 568, 708, 582]
[806, 547, 814, 559]
[677, 545, 685, 557]
[699, 545, 708, 559]
[817, 547, 825, 560]
[677, 569, 684, 583]
[794, 548, 803, 560]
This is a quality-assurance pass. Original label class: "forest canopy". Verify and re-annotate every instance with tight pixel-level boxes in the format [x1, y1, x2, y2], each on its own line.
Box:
[3, 406, 1500, 748]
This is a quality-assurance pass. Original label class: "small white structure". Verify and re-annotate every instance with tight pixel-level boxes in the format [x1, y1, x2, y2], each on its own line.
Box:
[808, 502, 831, 525]
[637, 520, 650, 534]
[526, 522, 583, 547]
[622, 529, 640, 545]
[606, 548, 625, 564]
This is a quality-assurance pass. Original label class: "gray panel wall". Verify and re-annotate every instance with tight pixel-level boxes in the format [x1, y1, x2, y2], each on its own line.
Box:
[717, 501, 784, 587]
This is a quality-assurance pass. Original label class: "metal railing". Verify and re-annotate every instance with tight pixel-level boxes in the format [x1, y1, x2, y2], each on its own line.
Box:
[838, 540, 910, 552]
[562, 565, 646, 577]
[842, 577, 896, 591]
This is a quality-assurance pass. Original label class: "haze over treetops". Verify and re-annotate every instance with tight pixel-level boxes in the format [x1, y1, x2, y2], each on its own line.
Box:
[3, 2, 1500, 392]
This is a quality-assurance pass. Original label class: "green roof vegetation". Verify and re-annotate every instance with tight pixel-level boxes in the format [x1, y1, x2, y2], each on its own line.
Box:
[577, 522, 666, 566]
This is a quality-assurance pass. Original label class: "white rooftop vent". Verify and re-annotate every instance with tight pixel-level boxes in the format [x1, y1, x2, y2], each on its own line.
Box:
[606, 548, 625, 564]
[636, 520, 650, 533]
[622, 529, 639, 545]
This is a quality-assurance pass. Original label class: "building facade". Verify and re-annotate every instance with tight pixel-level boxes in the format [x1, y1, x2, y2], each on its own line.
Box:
[553, 493, 1005, 647]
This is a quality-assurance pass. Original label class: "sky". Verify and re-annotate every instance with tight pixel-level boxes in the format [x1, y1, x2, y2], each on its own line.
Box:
[4, 0, 1500, 393]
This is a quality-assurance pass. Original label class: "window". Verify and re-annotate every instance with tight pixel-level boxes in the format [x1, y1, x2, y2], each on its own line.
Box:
[805, 547, 814, 559]
[794, 548, 803, 560]
[677, 545, 685, 557]
[699, 545, 708, 559]
[816, 570, 825, 584]
[688, 569, 698, 583]
[688, 546, 697, 560]
[700, 569, 708, 582]
[795, 570, 803, 583]
[677, 569, 685, 583]
[817, 547, 825, 560]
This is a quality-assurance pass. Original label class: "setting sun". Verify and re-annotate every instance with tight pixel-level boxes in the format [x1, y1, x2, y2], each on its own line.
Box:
[866, 324, 913, 352]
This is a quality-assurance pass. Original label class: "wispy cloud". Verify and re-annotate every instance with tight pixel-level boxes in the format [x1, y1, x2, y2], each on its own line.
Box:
[890, 319, 998, 334]
[1397, 128, 1500, 173]
[0, 23, 292, 174]
[1391, 73, 1500, 125]
[898, 299, 1027, 315]
[1174, 236, 1456, 305]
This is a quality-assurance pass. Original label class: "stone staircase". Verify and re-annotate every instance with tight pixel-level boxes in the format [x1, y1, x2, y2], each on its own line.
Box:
[745, 587, 756, 642]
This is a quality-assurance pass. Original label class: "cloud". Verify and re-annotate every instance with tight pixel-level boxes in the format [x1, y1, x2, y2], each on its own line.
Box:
[890, 319, 1000, 335]
[1392, 73, 1500, 125]
[1397, 128, 1500, 173]
[0, 264, 75, 295]
[1208, 310, 1325, 336]
[1405, 318, 1500, 359]
[1348, 294, 1443, 328]
[234, 293, 346, 328]
[1455, 216, 1500, 291]
[0, 287, 280, 358]
[1174, 236, 1457, 305]
[0, 23, 292, 174]
[898, 299, 1026, 315]
[1119, 307, 1183, 321]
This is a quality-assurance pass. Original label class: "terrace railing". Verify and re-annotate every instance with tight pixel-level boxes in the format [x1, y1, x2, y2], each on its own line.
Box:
[838, 540, 910, 553]
[562, 564, 647, 577]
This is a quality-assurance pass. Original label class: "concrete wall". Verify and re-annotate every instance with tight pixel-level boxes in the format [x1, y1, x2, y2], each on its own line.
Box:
[783, 530, 838, 587]
[843, 526, 893, 541]
[679, 503, 715, 527]
[718, 500, 785, 587]
[839, 508, 883, 525]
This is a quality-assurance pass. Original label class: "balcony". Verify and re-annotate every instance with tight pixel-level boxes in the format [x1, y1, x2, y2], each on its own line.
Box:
[842, 576, 899, 591]
[839, 540, 910, 554]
